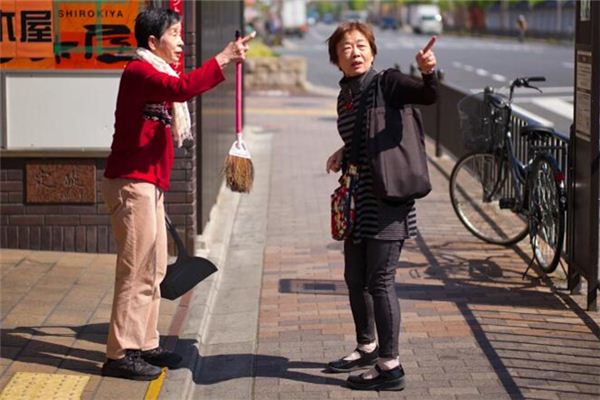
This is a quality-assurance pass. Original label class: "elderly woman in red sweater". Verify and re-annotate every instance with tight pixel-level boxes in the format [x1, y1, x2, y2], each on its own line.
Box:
[101, 8, 253, 381]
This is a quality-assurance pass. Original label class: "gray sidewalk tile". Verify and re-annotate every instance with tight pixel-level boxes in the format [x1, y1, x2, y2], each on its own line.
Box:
[1, 92, 599, 400]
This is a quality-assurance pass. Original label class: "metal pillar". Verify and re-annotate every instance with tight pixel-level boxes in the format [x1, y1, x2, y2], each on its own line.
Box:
[569, 0, 599, 311]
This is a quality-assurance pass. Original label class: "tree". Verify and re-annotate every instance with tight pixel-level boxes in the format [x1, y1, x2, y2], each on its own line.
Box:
[348, 0, 369, 11]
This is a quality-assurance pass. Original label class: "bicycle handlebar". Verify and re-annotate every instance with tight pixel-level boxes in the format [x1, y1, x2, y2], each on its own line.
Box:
[527, 76, 546, 82]
[511, 76, 546, 89]
[508, 76, 546, 101]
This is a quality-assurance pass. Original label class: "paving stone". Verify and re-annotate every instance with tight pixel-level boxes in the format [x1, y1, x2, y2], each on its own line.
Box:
[3, 93, 600, 400]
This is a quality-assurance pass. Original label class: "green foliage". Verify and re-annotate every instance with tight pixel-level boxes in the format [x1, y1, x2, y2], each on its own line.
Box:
[315, 1, 334, 15]
[247, 39, 278, 59]
[402, 0, 435, 4]
[348, 0, 368, 11]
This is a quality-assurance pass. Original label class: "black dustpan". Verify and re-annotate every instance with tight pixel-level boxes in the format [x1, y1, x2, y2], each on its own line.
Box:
[160, 214, 218, 300]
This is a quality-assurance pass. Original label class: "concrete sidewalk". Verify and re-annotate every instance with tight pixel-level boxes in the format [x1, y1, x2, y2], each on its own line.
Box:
[1, 91, 599, 400]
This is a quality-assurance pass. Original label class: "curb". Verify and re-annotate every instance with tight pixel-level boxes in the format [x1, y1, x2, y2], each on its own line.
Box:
[159, 131, 258, 398]
[301, 80, 338, 97]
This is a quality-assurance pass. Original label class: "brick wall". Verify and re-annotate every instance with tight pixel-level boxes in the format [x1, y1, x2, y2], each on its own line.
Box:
[0, 152, 196, 253]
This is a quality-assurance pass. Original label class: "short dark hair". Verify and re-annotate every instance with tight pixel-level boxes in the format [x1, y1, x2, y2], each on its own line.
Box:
[134, 8, 181, 49]
[326, 21, 377, 66]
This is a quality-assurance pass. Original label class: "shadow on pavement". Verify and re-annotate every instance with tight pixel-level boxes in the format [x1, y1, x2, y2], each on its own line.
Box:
[278, 232, 600, 400]
[0, 323, 108, 375]
[172, 339, 346, 387]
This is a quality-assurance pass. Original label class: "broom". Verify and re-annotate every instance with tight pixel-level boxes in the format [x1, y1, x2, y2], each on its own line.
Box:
[224, 31, 254, 193]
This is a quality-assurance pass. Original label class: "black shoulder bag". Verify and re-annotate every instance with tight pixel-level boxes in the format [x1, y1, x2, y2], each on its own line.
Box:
[366, 72, 432, 202]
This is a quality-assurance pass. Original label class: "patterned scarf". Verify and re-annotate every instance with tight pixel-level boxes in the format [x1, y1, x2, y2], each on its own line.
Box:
[135, 47, 192, 147]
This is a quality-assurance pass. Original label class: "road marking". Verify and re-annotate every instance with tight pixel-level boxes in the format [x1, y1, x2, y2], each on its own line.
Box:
[247, 107, 337, 117]
[452, 61, 462, 68]
[491, 74, 506, 82]
[536, 86, 573, 94]
[476, 68, 489, 76]
[464, 65, 474, 72]
[513, 95, 573, 103]
[511, 104, 555, 127]
[531, 97, 574, 120]
[470, 87, 573, 95]
[562, 61, 574, 69]
[144, 369, 166, 400]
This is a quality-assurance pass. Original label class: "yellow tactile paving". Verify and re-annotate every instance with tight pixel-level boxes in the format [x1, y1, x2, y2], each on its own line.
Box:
[0, 372, 90, 400]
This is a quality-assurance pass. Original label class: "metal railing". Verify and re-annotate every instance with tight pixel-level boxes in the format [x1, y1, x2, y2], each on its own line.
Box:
[411, 71, 570, 257]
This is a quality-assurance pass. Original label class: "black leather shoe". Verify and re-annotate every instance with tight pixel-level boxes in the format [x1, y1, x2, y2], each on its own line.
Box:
[101, 350, 162, 381]
[347, 364, 406, 391]
[326, 346, 378, 373]
[141, 346, 182, 369]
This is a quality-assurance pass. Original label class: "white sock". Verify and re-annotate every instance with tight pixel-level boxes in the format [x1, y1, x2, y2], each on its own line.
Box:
[361, 357, 400, 379]
[342, 341, 377, 361]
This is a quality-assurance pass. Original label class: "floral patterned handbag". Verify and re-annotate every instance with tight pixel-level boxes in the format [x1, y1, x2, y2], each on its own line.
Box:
[330, 91, 368, 241]
[331, 164, 359, 240]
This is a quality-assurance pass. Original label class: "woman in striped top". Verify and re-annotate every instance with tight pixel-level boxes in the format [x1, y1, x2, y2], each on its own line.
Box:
[324, 22, 437, 391]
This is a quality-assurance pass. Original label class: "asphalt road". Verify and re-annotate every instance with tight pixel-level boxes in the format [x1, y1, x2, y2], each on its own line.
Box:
[277, 23, 574, 135]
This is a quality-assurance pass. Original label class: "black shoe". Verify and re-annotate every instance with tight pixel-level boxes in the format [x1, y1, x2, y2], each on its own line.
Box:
[326, 346, 378, 373]
[141, 346, 182, 369]
[347, 364, 406, 391]
[101, 350, 162, 381]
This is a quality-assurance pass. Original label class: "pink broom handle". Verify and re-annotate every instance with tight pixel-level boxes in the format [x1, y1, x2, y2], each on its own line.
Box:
[235, 31, 242, 136]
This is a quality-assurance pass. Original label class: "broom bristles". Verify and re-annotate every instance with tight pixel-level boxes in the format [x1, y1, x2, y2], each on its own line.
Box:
[224, 154, 254, 193]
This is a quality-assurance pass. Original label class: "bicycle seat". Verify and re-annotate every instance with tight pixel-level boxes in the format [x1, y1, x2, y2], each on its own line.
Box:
[520, 125, 556, 140]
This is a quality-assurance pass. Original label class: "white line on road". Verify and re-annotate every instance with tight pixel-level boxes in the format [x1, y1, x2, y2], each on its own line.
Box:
[469, 86, 573, 95]
[536, 86, 573, 94]
[463, 65, 474, 72]
[452, 61, 463, 68]
[476, 68, 489, 76]
[531, 97, 574, 120]
[511, 104, 555, 127]
[513, 95, 573, 103]
[491, 74, 506, 82]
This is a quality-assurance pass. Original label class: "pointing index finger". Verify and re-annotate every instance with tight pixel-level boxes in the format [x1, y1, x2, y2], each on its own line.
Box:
[422, 36, 436, 53]
[240, 31, 256, 44]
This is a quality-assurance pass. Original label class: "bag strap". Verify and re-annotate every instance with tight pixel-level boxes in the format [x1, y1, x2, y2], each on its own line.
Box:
[165, 213, 189, 259]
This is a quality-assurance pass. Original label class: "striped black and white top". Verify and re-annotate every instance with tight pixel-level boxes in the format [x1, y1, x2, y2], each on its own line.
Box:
[337, 68, 438, 242]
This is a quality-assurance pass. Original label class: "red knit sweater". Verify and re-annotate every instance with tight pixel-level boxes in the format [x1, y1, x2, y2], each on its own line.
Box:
[104, 58, 225, 191]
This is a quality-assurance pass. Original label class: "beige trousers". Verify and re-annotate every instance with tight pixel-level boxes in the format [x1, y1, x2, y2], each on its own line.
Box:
[101, 178, 167, 360]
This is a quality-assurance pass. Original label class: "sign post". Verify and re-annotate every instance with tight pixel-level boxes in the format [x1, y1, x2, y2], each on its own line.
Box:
[569, 0, 599, 311]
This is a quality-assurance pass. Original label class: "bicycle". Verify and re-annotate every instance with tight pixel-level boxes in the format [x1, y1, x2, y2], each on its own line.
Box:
[449, 76, 567, 274]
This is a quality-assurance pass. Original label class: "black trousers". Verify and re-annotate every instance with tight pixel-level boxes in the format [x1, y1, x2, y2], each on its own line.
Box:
[343, 238, 403, 359]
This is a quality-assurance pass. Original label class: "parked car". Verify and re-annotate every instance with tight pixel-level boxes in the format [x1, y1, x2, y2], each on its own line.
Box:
[307, 10, 319, 26]
[282, 0, 308, 37]
[380, 16, 398, 30]
[408, 4, 443, 35]
[342, 10, 368, 23]
[322, 13, 334, 24]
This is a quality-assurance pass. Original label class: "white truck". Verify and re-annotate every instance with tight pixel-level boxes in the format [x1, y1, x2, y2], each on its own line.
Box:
[281, 0, 308, 37]
[408, 4, 443, 35]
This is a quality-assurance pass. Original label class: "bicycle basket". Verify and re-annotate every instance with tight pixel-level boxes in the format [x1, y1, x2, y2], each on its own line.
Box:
[458, 92, 505, 152]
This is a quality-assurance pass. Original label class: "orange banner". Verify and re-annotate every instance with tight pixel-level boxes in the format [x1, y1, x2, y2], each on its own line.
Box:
[0, 0, 145, 70]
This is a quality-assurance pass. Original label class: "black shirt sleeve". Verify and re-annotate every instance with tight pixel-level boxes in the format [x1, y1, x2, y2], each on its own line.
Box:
[380, 69, 438, 108]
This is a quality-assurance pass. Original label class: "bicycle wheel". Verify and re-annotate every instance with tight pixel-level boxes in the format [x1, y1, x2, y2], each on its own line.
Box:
[528, 154, 566, 273]
[450, 152, 528, 245]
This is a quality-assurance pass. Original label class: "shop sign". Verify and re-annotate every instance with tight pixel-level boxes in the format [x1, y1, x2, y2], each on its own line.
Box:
[0, 0, 144, 70]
